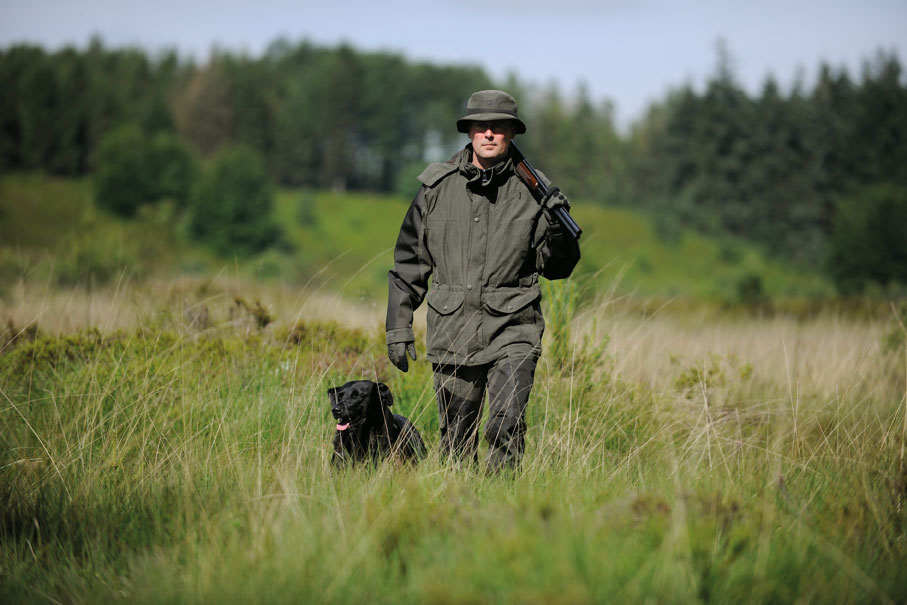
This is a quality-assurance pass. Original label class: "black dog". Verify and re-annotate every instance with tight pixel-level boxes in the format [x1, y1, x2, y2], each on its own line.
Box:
[328, 380, 426, 466]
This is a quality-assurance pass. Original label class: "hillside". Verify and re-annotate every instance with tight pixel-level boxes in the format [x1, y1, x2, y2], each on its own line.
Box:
[0, 173, 833, 303]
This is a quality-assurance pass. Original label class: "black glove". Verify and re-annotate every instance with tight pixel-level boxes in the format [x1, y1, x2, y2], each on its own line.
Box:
[542, 187, 570, 213]
[388, 341, 417, 372]
[542, 187, 569, 236]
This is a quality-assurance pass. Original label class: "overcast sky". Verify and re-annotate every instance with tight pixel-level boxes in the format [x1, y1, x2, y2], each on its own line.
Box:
[2, 0, 905, 129]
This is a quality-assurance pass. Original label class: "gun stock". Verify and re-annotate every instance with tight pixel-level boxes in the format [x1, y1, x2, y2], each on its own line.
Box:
[511, 144, 582, 240]
[514, 162, 541, 191]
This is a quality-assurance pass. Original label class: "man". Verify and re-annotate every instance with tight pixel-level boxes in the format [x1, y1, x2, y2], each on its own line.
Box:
[386, 90, 580, 471]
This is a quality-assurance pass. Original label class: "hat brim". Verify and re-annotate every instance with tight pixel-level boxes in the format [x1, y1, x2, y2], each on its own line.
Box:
[457, 114, 526, 134]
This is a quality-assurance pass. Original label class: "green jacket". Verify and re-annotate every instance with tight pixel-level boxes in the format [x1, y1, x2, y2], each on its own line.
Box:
[386, 146, 580, 366]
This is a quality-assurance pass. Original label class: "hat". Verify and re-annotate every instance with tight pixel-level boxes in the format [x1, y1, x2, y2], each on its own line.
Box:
[456, 90, 526, 134]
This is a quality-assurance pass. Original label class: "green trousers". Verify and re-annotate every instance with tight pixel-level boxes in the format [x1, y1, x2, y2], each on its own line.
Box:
[432, 354, 538, 471]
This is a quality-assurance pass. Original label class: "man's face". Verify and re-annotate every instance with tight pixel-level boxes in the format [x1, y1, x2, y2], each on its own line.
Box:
[468, 120, 514, 168]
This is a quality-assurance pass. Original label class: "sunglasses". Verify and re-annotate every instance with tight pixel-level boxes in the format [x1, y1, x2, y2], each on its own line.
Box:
[469, 120, 513, 134]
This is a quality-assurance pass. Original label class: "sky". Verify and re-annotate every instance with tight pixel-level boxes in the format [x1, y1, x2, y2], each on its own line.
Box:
[2, 0, 905, 129]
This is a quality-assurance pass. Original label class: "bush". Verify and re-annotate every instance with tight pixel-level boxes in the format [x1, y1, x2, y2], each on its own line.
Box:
[94, 126, 199, 216]
[828, 184, 907, 294]
[93, 125, 153, 217]
[188, 145, 279, 256]
[734, 271, 767, 306]
[147, 132, 198, 207]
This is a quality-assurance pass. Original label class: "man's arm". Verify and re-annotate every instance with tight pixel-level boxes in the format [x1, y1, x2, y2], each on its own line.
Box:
[536, 194, 581, 280]
[386, 187, 433, 347]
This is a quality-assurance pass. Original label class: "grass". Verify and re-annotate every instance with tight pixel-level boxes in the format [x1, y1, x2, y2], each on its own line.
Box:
[1, 174, 902, 601]
[1, 276, 905, 603]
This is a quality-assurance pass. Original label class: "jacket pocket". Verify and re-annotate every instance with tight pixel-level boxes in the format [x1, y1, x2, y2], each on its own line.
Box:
[482, 285, 541, 316]
[426, 287, 465, 315]
[425, 286, 468, 358]
[481, 285, 544, 351]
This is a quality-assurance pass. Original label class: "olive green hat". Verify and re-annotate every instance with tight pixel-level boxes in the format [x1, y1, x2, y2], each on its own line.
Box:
[456, 89, 526, 134]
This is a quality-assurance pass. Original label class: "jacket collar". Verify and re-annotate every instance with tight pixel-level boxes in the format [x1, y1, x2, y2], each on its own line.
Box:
[458, 144, 514, 188]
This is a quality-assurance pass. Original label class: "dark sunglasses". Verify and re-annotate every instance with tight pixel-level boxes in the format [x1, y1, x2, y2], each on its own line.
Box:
[469, 120, 513, 134]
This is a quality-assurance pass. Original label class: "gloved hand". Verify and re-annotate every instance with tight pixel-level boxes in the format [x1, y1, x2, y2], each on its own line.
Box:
[542, 187, 569, 236]
[542, 187, 570, 213]
[388, 341, 417, 372]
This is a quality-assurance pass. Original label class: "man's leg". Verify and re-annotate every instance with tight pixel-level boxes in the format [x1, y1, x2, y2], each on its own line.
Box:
[432, 363, 488, 463]
[484, 355, 538, 471]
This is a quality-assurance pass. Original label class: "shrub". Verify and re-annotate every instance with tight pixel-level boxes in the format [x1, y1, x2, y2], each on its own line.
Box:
[734, 271, 767, 306]
[93, 125, 153, 217]
[94, 126, 199, 216]
[188, 145, 279, 256]
[147, 132, 199, 207]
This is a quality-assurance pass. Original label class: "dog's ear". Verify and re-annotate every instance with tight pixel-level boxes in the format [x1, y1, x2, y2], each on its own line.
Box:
[376, 382, 394, 407]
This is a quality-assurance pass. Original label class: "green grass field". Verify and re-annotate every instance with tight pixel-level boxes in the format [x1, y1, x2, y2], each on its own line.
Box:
[1, 175, 905, 602]
[1, 276, 905, 603]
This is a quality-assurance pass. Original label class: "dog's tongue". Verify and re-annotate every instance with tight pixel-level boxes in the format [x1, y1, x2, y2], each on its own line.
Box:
[336, 422, 350, 431]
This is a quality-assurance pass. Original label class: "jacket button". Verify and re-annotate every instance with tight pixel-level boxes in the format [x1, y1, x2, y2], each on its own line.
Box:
[474, 217, 479, 222]
[443, 305, 448, 310]
[467, 284, 472, 290]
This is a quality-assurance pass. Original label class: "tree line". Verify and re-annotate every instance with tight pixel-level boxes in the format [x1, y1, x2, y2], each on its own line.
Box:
[0, 38, 491, 191]
[1, 38, 905, 293]
[628, 45, 907, 286]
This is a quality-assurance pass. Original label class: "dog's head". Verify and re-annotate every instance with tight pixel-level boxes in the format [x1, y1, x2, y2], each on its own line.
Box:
[327, 380, 393, 433]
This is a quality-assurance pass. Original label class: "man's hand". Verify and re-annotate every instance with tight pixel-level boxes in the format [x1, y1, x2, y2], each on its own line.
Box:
[542, 187, 570, 236]
[388, 341, 417, 372]
[542, 187, 570, 213]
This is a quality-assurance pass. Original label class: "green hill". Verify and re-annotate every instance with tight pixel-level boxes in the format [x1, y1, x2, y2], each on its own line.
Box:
[0, 173, 832, 302]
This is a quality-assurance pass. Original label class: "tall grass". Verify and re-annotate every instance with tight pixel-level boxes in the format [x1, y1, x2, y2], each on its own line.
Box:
[1, 277, 905, 603]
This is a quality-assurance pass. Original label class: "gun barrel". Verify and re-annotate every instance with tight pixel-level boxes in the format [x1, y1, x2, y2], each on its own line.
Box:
[553, 205, 582, 240]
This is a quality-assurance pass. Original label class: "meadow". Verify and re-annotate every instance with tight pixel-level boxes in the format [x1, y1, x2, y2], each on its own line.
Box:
[1, 176, 906, 603]
[1, 272, 905, 603]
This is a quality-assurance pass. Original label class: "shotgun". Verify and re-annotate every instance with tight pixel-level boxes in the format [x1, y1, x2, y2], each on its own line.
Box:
[511, 143, 582, 240]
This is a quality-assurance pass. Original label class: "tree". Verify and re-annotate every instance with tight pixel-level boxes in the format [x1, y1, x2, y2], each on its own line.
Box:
[356, 52, 412, 190]
[827, 184, 907, 293]
[271, 57, 325, 187]
[0, 45, 45, 170]
[222, 54, 273, 158]
[851, 52, 907, 188]
[745, 76, 826, 264]
[319, 45, 360, 192]
[173, 57, 235, 156]
[188, 145, 278, 255]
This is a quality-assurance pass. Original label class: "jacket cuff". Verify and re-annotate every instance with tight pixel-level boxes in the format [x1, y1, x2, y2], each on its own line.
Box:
[386, 327, 415, 345]
[547, 223, 565, 238]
